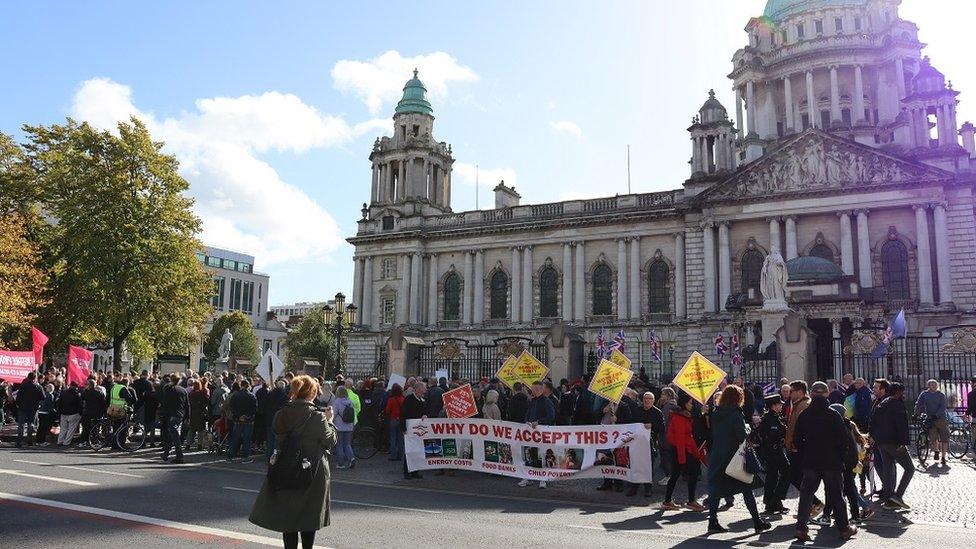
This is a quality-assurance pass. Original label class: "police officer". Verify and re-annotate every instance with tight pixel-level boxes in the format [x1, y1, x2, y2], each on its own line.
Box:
[759, 394, 790, 515]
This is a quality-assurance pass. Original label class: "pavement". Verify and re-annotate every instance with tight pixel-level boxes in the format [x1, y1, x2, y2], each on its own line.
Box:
[1, 426, 975, 548]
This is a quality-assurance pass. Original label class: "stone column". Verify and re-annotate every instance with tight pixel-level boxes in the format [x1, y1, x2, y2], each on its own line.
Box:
[829, 65, 842, 124]
[674, 232, 686, 318]
[784, 75, 794, 132]
[914, 204, 934, 305]
[691, 136, 701, 174]
[933, 203, 953, 304]
[474, 250, 485, 323]
[785, 216, 798, 259]
[410, 252, 422, 324]
[853, 65, 865, 124]
[370, 164, 378, 203]
[352, 256, 363, 315]
[427, 253, 438, 326]
[703, 221, 716, 313]
[629, 236, 641, 320]
[746, 80, 756, 135]
[806, 70, 817, 128]
[361, 256, 373, 328]
[462, 251, 473, 325]
[398, 254, 410, 325]
[511, 247, 521, 323]
[522, 245, 533, 322]
[735, 87, 744, 136]
[855, 210, 872, 288]
[562, 243, 574, 321]
[839, 211, 854, 275]
[895, 57, 907, 100]
[574, 242, 585, 321]
[718, 222, 731, 312]
[768, 217, 781, 253]
[399, 161, 407, 200]
[616, 239, 629, 320]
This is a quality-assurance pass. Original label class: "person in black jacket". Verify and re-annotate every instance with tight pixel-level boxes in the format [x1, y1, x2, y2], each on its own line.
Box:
[80, 378, 106, 447]
[263, 379, 289, 459]
[632, 391, 664, 497]
[792, 382, 857, 542]
[556, 385, 578, 426]
[57, 383, 83, 446]
[158, 374, 189, 464]
[226, 379, 258, 463]
[400, 382, 427, 479]
[871, 382, 913, 510]
[758, 395, 790, 515]
[506, 383, 530, 423]
[15, 372, 44, 448]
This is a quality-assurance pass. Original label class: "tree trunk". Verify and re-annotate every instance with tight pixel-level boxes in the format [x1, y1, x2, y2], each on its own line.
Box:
[113, 336, 124, 372]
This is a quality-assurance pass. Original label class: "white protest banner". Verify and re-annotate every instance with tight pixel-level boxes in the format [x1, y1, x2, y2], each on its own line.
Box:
[387, 374, 407, 391]
[405, 418, 652, 483]
[434, 369, 449, 383]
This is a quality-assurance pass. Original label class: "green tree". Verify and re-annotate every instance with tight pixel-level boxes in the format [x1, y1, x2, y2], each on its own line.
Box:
[24, 118, 213, 370]
[283, 304, 345, 378]
[203, 311, 260, 366]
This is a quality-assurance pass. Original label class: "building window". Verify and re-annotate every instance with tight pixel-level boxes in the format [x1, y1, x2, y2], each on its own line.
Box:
[381, 257, 397, 279]
[195, 252, 205, 263]
[881, 240, 910, 300]
[742, 250, 764, 295]
[835, 17, 843, 32]
[207, 256, 221, 268]
[242, 281, 254, 314]
[796, 23, 805, 38]
[490, 271, 508, 319]
[648, 260, 670, 313]
[592, 264, 613, 316]
[539, 267, 559, 318]
[801, 113, 810, 129]
[443, 273, 461, 321]
[230, 279, 243, 310]
[225, 260, 237, 271]
[780, 29, 788, 44]
[212, 276, 225, 309]
[382, 215, 394, 231]
[380, 295, 396, 325]
[820, 110, 831, 129]
[842, 108, 852, 126]
[263, 339, 272, 352]
[814, 19, 824, 34]
[854, 17, 862, 31]
[809, 243, 834, 262]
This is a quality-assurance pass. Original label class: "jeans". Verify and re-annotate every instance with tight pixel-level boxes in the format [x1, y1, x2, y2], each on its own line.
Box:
[388, 418, 404, 460]
[335, 430, 354, 467]
[161, 416, 184, 460]
[58, 414, 82, 445]
[796, 468, 848, 532]
[708, 487, 759, 524]
[227, 421, 253, 459]
[878, 443, 913, 500]
[16, 409, 37, 445]
[788, 451, 822, 507]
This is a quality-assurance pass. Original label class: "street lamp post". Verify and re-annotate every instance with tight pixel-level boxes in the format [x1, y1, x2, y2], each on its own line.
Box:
[323, 292, 357, 378]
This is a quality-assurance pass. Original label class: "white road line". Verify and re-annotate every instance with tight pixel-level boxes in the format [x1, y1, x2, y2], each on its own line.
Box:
[223, 486, 442, 514]
[12, 459, 51, 465]
[0, 491, 334, 549]
[567, 524, 837, 549]
[0, 469, 98, 487]
[13, 458, 145, 478]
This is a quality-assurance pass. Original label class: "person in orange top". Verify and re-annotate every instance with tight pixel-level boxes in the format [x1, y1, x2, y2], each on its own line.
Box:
[660, 392, 706, 512]
[384, 383, 406, 461]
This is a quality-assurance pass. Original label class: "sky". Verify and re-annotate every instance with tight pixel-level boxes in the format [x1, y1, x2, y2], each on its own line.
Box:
[2, 0, 974, 307]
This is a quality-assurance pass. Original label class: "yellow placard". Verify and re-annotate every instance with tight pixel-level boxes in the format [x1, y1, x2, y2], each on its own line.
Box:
[496, 355, 524, 389]
[513, 350, 549, 384]
[587, 359, 634, 405]
[672, 351, 727, 405]
[608, 349, 632, 370]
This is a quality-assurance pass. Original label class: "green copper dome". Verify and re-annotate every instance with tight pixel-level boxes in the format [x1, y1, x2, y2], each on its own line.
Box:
[395, 69, 433, 115]
[787, 255, 844, 281]
[763, 0, 867, 22]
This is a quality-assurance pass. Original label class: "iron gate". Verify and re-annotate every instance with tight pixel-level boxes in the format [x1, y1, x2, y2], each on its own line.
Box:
[417, 337, 548, 382]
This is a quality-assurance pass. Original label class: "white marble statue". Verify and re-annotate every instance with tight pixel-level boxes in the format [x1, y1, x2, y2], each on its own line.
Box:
[218, 328, 234, 360]
[760, 250, 788, 307]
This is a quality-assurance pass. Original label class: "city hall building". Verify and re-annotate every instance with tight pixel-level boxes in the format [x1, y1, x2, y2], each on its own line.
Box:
[346, 0, 976, 399]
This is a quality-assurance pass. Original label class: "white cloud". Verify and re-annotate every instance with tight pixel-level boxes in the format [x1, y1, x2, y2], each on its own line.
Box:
[71, 77, 347, 266]
[331, 50, 477, 115]
[549, 120, 583, 138]
[453, 162, 518, 191]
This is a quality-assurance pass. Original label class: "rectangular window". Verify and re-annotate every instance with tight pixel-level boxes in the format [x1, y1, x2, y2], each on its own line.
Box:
[854, 17, 862, 31]
[842, 108, 852, 126]
[835, 17, 843, 32]
[195, 252, 205, 263]
[207, 256, 221, 267]
[796, 23, 805, 38]
[381, 296, 396, 325]
[814, 19, 823, 34]
[263, 339, 272, 352]
[211, 276, 225, 309]
[230, 279, 243, 310]
[801, 113, 810, 130]
[381, 257, 397, 279]
[382, 215, 394, 231]
[820, 110, 831, 129]
[781, 30, 788, 44]
[242, 281, 254, 313]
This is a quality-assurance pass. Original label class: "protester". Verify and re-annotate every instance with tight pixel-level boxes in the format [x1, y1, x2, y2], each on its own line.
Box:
[331, 386, 356, 469]
[186, 380, 210, 451]
[80, 378, 106, 447]
[758, 394, 790, 515]
[158, 374, 189, 464]
[507, 382, 530, 422]
[226, 379, 258, 463]
[482, 389, 502, 421]
[400, 382, 427, 479]
[517, 381, 555, 489]
[785, 380, 823, 516]
[660, 392, 705, 511]
[35, 383, 57, 445]
[264, 379, 290, 459]
[871, 381, 913, 509]
[15, 371, 44, 448]
[57, 382, 83, 446]
[914, 379, 949, 467]
[657, 387, 678, 485]
[249, 375, 337, 549]
[634, 391, 664, 497]
[384, 383, 405, 461]
[823, 403, 876, 523]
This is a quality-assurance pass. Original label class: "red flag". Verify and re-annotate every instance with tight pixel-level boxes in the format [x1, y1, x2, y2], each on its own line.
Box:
[67, 345, 93, 386]
[32, 326, 49, 367]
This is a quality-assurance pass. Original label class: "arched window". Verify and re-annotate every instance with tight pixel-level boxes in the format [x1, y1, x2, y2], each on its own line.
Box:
[592, 264, 613, 316]
[443, 273, 461, 321]
[809, 243, 833, 262]
[881, 240, 910, 300]
[648, 260, 670, 313]
[742, 250, 764, 295]
[539, 267, 559, 318]
[489, 271, 508, 319]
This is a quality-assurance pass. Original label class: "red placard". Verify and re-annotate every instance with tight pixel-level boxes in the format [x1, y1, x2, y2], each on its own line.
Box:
[0, 350, 36, 383]
[442, 383, 478, 419]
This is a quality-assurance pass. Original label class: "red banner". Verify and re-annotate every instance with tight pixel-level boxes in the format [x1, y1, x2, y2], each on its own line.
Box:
[443, 383, 478, 419]
[32, 326, 48, 367]
[67, 345, 93, 387]
[0, 350, 36, 383]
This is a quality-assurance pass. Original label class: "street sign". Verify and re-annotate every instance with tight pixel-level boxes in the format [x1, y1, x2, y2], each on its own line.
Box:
[672, 351, 727, 405]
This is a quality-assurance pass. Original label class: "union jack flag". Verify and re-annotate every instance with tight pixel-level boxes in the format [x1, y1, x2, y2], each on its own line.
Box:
[714, 334, 727, 358]
[730, 333, 742, 367]
[611, 329, 626, 353]
[596, 329, 608, 361]
[648, 330, 661, 363]
[761, 381, 778, 395]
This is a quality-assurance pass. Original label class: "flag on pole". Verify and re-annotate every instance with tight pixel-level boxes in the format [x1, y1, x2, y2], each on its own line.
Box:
[760, 381, 777, 396]
[730, 333, 742, 367]
[714, 334, 727, 358]
[596, 329, 608, 361]
[870, 309, 906, 359]
[66, 345, 93, 386]
[31, 326, 48, 367]
[648, 330, 661, 363]
[611, 329, 626, 353]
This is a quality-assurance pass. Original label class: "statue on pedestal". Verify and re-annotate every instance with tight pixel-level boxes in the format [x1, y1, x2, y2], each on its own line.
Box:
[218, 328, 234, 360]
[760, 250, 788, 309]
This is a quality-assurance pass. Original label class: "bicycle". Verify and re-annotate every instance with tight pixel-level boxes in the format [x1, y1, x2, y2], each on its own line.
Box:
[948, 419, 971, 460]
[913, 413, 934, 468]
[352, 423, 379, 459]
[88, 410, 146, 452]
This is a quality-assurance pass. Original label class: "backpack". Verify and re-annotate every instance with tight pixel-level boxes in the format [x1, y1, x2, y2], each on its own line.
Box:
[268, 411, 319, 491]
[340, 402, 355, 424]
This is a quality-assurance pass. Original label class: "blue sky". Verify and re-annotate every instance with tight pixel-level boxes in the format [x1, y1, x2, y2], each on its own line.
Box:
[2, 1, 972, 306]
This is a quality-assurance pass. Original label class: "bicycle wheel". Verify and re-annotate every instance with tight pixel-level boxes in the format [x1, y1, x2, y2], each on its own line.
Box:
[949, 428, 970, 459]
[89, 421, 112, 451]
[915, 432, 930, 465]
[353, 427, 378, 459]
[117, 421, 147, 452]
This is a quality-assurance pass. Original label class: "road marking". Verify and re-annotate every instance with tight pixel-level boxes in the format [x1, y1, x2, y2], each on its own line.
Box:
[0, 469, 98, 487]
[0, 491, 334, 548]
[223, 486, 442, 514]
[12, 459, 145, 479]
[567, 524, 838, 549]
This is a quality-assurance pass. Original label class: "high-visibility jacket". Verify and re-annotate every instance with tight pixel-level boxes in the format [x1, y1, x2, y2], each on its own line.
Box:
[109, 384, 127, 409]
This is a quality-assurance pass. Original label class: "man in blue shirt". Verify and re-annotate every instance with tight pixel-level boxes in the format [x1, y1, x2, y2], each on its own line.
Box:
[914, 379, 949, 467]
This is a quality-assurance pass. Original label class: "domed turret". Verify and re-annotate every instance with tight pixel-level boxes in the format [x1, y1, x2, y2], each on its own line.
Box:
[912, 57, 946, 95]
[699, 90, 729, 125]
[395, 69, 433, 115]
[688, 90, 737, 178]
[786, 256, 845, 281]
[763, 0, 867, 22]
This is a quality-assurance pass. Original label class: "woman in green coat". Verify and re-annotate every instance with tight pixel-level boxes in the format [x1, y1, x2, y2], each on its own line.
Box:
[706, 385, 770, 535]
[250, 375, 337, 549]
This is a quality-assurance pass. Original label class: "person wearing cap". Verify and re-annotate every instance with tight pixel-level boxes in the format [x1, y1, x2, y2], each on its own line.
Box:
[758, 395, 790, 515]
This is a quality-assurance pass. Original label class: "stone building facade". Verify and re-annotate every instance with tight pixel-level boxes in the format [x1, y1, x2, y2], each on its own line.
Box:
[346, 0, 976, 386]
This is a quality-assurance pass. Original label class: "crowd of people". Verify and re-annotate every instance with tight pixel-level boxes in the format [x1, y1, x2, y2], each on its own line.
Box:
[3, 364, 975, 545]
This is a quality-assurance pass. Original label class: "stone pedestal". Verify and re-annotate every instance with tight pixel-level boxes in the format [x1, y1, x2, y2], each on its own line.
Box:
[775, 311, 816, 382]
[759, 307, 789, 353]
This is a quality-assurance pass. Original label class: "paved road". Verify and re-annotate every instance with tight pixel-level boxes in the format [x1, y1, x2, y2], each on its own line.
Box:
[1, 445, 975, 548]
